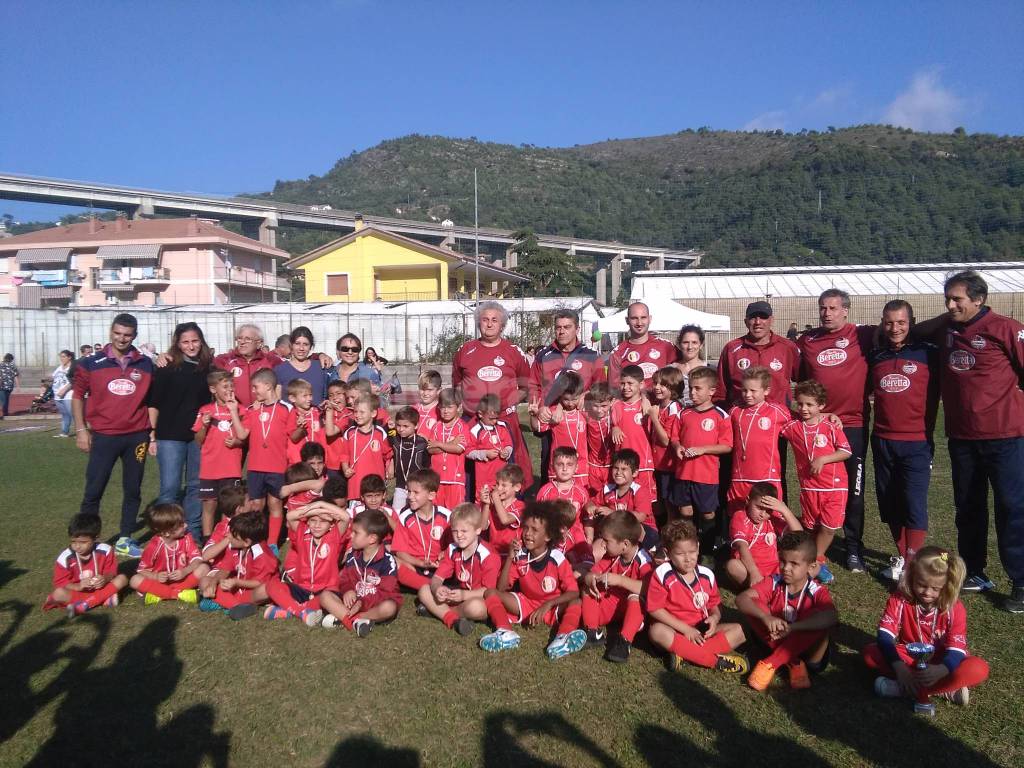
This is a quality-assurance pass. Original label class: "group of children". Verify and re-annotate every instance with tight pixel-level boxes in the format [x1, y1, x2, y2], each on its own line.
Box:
[44, 361, 989, 709]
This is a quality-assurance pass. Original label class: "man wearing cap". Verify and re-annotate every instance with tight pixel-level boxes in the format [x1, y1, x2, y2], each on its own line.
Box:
[607, 301, 678, 391]
[716, 301, 800, 408]
[798, 288, 876, 573]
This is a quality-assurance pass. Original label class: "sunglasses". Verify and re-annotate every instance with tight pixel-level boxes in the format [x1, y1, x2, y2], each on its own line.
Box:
[338, 346, 360, 353]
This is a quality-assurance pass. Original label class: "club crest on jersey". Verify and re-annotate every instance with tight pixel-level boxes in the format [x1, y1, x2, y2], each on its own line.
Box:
[231, 367, 242, 378]
[81, 568, 94, 579]
[259, 411, 270, 422]
[107, 378, 136, 396]
[880, 373, 910, 393]
[571, 360, 583, 370]
[816, 348, 847, 367]
[692, 591, 708, 609]
[477, 365, 503, 383]
[494, 356, 505, 366]
[217, 420, 232, 432]
[129, 369, 142, 381]
[430, 525, 444, 540]
[633, 413, 643, 425]
[701, 418, 715, 431]
[948, 350, 975, 372]
[764, 532, 776, 546]
[902, 362, 918, 375]
[835, 337, 849, 349]
[769, 358, 783, 371]
[490, 434, 499, 444]
[758, 417, 771, 430]
[541, 576, 557, 593]
[627, 351, 640, 363]
[318, 543, 331, 559]
[970, 335, 986, 350]
[649, 349, 661, 360]
[370, 440, 379, 451]
[814, 434, 828, 448]
[737, 358, 751, 370]
[1018, 330, 1024, 342]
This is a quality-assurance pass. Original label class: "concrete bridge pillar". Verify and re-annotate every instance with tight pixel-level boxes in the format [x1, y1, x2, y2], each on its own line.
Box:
[242, 216, 278, 248]
[647, 253, 665, 271]
[596, 267, 607, 305]
[610, 252, 624, 304]
[132, 197, 155, 219]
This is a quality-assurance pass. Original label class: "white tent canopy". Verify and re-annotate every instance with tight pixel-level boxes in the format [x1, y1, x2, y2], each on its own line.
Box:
[596, 297, 731, 333]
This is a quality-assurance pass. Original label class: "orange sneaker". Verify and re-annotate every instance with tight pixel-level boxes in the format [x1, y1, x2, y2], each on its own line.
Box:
[788, 660, 811, 689]
[748, 660, 776, 691]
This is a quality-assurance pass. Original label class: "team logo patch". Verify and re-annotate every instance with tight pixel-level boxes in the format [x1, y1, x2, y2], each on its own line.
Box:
[764, 532, 776, 546]
[880, 373, 910, 393]
[1018, 330, 1024, 342]
[814, 434, 828, 448]
[701, 418, 715, 431]
[231, 366, 242, 378]
[430, 525, 444, 540]
[692, 591, 708, 609]
[948, 350, 975, 372]
[737, 358, 751, 370]
[81, 569, 94, 579]
[649, 349, 661, 360]
[477, 365, 503, 382]
[816, 348, 847, 367]
[633, 413, 643, 425]
[129, 370, 142, 381]
[425, 417, 437, 430]
[319, 543, 331, 559]
[902, 362, 918, 375]
[640, 362, 659, 379]
[490, 434, 499, 445]
[769, 358, 783, 371]
[626, 351, 640, 363]
[107, 379, 136, 396]
[370, 440, 379, 451]
[135, 443, 147, 462]
[217, 420, 232, 432]
[835, 337, 850, 349]
[541, 576, 557, 593]
[571, 360, 583, 371]
[259, 411, 270, 422]
[970, 335, 986, 350]
[758, 416, 771, 430]
[494, 356, 505, 366]
[459, 568, 471, 583]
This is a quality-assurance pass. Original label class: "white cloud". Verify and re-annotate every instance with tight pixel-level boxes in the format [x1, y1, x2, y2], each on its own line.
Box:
[884, 69, 965, 132]
[809, 85, 852, 110]
[743, 110, 787, 131]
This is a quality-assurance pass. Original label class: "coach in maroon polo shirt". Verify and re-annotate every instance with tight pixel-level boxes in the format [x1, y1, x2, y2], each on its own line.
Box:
[607, 301, 679, 390]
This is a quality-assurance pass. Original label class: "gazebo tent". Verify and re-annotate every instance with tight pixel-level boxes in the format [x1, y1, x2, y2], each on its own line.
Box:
[596, 297, 731, 333]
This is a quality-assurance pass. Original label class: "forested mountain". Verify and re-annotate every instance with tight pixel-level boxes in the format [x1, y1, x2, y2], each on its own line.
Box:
[259, 126, 1024, 266]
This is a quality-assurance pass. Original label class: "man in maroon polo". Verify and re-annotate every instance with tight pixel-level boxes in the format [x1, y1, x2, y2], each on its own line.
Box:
[607, 301, 678, 391]
[716, 301, 800, 408]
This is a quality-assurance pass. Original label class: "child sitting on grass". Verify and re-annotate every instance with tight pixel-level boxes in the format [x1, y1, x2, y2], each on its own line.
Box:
[45, 512, 128, 615]
[199, 511, 279, 619]
[129, 503, 209, 604]
[199, 483, 253, 594]
[725, 482, 803, 590]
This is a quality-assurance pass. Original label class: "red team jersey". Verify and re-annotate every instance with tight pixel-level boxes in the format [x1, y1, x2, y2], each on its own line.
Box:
[203, 517, 231, 556]
[210, 542, 278, 584]
[716, 333, 800, 407]
[53, 543, 117, 588]
[414, 402, 439, 439]
[753, 575, 834, 623]
[729, 402, 790, 483]
[798, 323, 874, 428]
[451, 339, 530, 413]
[430, 419, 468, 488]
[607, 337, 679, 389]
[434, 542, 501, 590]
[540, 408, 589, 478]
[781, 419, 851, 492]
[506, 548, 577, 602]
[282, 521, 344, 592]
[590, 548, 654, 600]
[241, 402, 292, 473]
[285, 487, 323, 512]
[675, 405, 732, 483]
[650, 400, 682, 472]
[325, 406, 352, 470]
[340, 424, 393, 498]
[139, 536, 202, 574]
[286, 406, 328, 467]
[611, 400, 655, 476]
[877, 593, 968, 658]
[469, 420, 514, 494]
[585, 413, 613, 496]
[486, 498, 523, 554]
[730, 513, 790, 576]
[644, 563, 721, 625]
[193, 403, 243, 479]
[868, 343, 939, 442]
[536, 480, 590, 527]
[392, 506, 453, 565]
[599, 482, 655, 527]
[212, 349, 281, 409]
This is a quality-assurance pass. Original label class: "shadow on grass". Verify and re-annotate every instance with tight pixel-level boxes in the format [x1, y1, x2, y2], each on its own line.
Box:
[324, 735, 421, 767]
[482, 711, 621, 768]
[0, 560, 28, 590]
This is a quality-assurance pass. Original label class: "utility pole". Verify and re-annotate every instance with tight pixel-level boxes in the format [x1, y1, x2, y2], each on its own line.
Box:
[474, 168, 480, 302]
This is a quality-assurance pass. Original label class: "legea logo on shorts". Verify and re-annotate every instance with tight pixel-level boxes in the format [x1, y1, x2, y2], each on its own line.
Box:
[949, 350, 975, 371]
[816, 348, 847, 367]
[477, 365, 503, 382]
[880, 373, 910, 393]
[107, 379, 136, 396]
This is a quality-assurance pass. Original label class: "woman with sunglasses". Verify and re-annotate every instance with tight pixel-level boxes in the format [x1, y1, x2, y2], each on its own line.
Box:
[331, 334, 380, 386]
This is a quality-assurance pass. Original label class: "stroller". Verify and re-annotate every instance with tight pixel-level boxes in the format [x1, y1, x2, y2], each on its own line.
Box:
[30, 378, 56, 414]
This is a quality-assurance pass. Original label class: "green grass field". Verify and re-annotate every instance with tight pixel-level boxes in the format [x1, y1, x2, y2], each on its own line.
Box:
[1, 413, 1022, 767]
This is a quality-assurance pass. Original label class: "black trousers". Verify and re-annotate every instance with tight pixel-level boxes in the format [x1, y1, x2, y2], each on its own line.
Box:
[80, 430, 150, 539]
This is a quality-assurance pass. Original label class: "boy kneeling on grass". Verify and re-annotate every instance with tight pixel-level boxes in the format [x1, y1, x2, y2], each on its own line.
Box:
[45, 512, 128, 616]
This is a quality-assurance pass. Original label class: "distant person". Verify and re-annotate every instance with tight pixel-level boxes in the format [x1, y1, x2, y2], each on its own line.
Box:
[606, 301, 678, 391]
[51, 350, 76, 437]
[79, 344, 92, 358]
[786, 323, 799, 341]
[0, 352, 20, 418]
[92, 343, 103, 353]
[274, 334, 291, 359]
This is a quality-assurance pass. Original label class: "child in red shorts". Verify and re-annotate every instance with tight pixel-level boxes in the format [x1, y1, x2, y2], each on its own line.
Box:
[481, 464, 525, 556]
[392, 468, 452, 589]
[129, 503, 209, 604]
[467, 393, 514, 501]
[727, 367, 789, 515]
[193, 369, 244, 539]
[428, 387, 468, 510]
[285, 378, 327, 467]
[199, 510, 279, 618]
[337, 393, 393, 500]
[725, 482, 803, 590]
[584, 383, 614, 500]
[44, 513, 128, 615]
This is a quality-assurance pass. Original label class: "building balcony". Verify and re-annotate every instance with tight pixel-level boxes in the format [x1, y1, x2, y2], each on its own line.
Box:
[212, 266, 291, 292]
[97, 267, 170, 286]
[372, 290, 442, 302]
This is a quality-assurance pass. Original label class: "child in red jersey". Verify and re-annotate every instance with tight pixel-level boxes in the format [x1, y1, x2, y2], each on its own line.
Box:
[323, 380, 351, 478]
[428, 388, 468, 510]
[727, 366, 791, 515]
[536, 371, 589, 482]
[649, 366, 684, 524]
[199, 511, 279, 618]
[129, 503, 208, 604]
[536, 446, 591, 555]
[580, 511, 653, 663]
[647, 519, 749, 674]
[392, 468, 453, 590]
[415, 369, 442, 439]
[591, 449, 657, 549]
[193, 369, 244, 538]
[673, 367, 732, 547]
[738, 531, 838, 691]
[481, 464, 526, 556]
[418, 503, 501, 635]
[391, 406, 429, 512]
[280, 460, 326, 516]
[725, 482, 803, 589]
[320, 509, 401, 636]
[610, 364, 656, 497]
[348, 473, 397, 532]
[347, 378, 392, 426]
[258, 499, 349, 625]
[285, 378, 327, 467]
[863, 546, 989, 710]
[584, 383, 614, 500]
[199, 484, 250, 592]
[781, 380, 852, 585]
[337, 393, 393, 500]
[468, 393, 514, 501]
[480, 502, 587, 659]
[234, 368, 291, 547]
[44, 513, 127, 615]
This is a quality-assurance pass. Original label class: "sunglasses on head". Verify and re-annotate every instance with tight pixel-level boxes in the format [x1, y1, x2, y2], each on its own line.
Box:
[338, 346, 360, 353]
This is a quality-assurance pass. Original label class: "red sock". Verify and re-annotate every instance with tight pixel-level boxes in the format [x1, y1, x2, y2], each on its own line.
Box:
[671, 632, 731, 668]
[81, 582, 119, 609]
[137, 578, 182, 599]
[442, 610, 459, 629]
[581, 595, 601, 630]
[264, 578, 303, 613]
[888, 524, 905, 556]
[397, 564, 431, 590]
[620, 598, 644, 643]
[557, 602, 582, 635]
[764, 630, 827, 668]
[342, 615, 355, 631]
[485, 593, 511, 630]
[268, 515, 283, 547]
[905, 529, 927, 561]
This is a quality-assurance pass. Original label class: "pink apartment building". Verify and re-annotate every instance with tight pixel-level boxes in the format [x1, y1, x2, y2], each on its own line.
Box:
[0, 215, 290, 307]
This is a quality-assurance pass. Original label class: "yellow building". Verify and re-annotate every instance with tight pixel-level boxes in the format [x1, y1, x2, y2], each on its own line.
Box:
[286, 223, 528, 302]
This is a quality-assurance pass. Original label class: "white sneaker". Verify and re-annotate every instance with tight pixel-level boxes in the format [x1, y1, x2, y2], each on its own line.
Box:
[321, 614, 340, 629]
[874, 676, 903, 698]
[941, 687, 970, 706]
[882, 556, 905, 583]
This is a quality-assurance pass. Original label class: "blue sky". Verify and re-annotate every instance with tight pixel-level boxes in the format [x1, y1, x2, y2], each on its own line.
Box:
[2, 0, 1021, 222]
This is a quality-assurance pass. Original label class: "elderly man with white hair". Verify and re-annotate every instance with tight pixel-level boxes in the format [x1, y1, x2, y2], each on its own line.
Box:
[212, 324, 284, 410]
[607, 301, 679, 390]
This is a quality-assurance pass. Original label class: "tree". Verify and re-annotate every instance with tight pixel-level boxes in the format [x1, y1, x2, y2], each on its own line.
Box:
[508, 229, 584, 297]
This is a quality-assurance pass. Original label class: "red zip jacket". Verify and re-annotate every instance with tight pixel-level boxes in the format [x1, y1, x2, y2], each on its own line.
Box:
[212, 349, 282, 409]
[528, 342, 604, 407]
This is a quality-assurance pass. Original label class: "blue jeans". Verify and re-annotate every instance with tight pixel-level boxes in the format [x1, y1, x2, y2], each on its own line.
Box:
[156, 439, 202, 542]
[0, 388, 11, 417]
[55, 399, 73, 435]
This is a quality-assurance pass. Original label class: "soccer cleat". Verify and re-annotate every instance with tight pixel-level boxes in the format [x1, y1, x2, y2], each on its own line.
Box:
[747, 660, 776, 691]
[300, 609, 323, 627]
[321, 614, 340, 629]
[1004, 586, 1024, 614]
[353, 618, 374, 638]
[604, 635, 632, 664]
[668, 654, 683, 672]
[415, 601, 429, 618]
[263, 605, 292, 620]
[198, 598, 224, 612]
[961, 573, 995, 593]
[177, 589, 199, 604]
[584, 627, 607, 648]
[941, 687, 970, 706]
[788, 660, 811, 689]
[454, 617, 476, 636]
[480, 628, 521, 653]
[715, 653, 750, 675]
[228, 603, 257, 621]
[873, 676, 903, 698]
[114, 537, 143, 558]
[103, 594, 119, 608]
[882, 555, 905, 583]
[547, 629, 587, 660]
[66, 601, 89, 617]
[816, 563, 835, 585]
[144, 593, 163, 605]
[846, 550, 866, 574]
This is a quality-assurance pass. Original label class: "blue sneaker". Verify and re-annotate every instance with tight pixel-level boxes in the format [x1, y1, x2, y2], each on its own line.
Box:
[480, 628, 521, 653]
[547, 629, 588, 660]
[817, 563, 835, 585]
[199, 598, 225, 613]
[269, 543, 280, 558]
[114, 536, 143, 558]
[961, 573, 995, 593]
